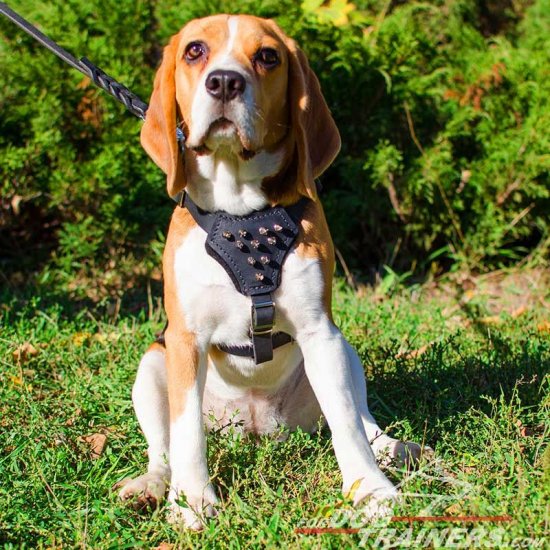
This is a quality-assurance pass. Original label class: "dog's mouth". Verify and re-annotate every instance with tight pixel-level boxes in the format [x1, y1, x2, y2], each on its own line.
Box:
[210, 117, 234, 132]
[189, 117, 256, 160]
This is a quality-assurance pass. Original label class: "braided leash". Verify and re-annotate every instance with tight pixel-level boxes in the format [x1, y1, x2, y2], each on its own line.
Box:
[79, 58, 148, 120]
[0, 2, 148, 120]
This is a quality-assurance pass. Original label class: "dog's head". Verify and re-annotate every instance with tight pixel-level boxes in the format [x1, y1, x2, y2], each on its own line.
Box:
[141, 14, 340, 204]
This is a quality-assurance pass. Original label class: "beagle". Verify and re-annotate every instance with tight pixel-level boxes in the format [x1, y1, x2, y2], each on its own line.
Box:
[117, 14, 423, 529]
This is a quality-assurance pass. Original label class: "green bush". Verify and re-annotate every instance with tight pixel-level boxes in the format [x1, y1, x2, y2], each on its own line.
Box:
[1, 0, 548, 297]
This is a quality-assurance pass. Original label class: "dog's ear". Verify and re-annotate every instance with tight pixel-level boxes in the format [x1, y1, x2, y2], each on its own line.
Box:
[141, 34, 186, 199]
[284, 36, 341, 200]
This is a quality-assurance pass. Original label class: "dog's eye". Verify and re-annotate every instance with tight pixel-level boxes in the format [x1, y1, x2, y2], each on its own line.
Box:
[185, 42, 207, 62]
[255, 48, 279, 69]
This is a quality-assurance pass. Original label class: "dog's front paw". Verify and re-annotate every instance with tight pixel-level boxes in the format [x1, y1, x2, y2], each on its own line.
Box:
[391, 440, 433, 468]
[372, 436, 433, 469]
[166, 486, 219, 531]
[345, 475, 398, 521]
[116, 472, 168, 511]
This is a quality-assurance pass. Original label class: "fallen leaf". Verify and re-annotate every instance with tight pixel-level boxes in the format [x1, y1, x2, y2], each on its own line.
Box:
[343, 477, 362, 502]
[445, 502, 463, 515]
[154, 544, 174, 550]
[396, 343, 430, 360]
[79, 433, 107, 459]
[461, 289, 476, 302]
[65, 408, 82, 427]
[12, 342, 39, 363]
[72, 332, 92, 347]
[520, 425, 542, 437]
[537, 321, 550, 333]
[10, 374, 23, 386]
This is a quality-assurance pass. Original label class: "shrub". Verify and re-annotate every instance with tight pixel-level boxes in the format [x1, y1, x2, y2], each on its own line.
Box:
[0, 0, 548, 298]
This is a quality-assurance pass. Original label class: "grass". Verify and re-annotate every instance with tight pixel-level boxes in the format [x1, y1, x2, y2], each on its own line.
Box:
[0, 269, 548, 548]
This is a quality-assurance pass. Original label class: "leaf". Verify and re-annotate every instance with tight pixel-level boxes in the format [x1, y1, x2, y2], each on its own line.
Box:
[306, 0, 357, 26]
[301, 0, 324, 12]
[511, 305, 527, 318]
[92, 332, 120, 344]
[12, 343, 39, 363]
[79, 433, 107, 459]
[396, 343, 431, 360]
[445, 502, 463, 515]
[72, 332, 92, 346]
[343, 477, 363, 502]
[376, 68, 393, 93]
[10, 375, 23, 386]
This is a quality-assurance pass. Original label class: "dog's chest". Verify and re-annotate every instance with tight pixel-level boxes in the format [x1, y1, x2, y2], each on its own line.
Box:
[173, 226, 250, 343]
[173, 226, 324, 348]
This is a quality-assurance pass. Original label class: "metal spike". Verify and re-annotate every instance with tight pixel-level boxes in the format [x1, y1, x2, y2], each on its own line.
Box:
[247, 257, 256, 266]
[259, 227, 268, 235]
[260, 256, 270, 264]
[255, 273, 265, 281]
[251, 239, 260, 248]
[236, 240, 244, 249]
[222, 230, 233, 240]
[238, 229, 248, 238]
[267, 236, 277, 245]
[273, 224, 283, 232]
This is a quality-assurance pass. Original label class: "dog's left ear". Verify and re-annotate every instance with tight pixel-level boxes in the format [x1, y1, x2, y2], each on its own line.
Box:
[141, 33, 186, 199]
[280, 31, 341, 200]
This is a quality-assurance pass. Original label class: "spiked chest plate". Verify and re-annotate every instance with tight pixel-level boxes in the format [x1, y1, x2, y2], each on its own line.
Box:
[182, 193, 307, 298]
[206, 208, 299, 296]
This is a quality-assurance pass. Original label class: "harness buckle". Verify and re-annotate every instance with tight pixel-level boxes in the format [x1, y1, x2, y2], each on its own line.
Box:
[250, 294, 275, 363]
[251, 297, 275, 334]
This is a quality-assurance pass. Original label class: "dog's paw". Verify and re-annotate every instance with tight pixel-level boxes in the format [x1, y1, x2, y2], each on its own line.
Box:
[345, 476, 398, 521]
[166, 486, 219, 531]
[371, 436, 433, 469]
[391, 440, 433, 468]
[115, 473, 167, 511]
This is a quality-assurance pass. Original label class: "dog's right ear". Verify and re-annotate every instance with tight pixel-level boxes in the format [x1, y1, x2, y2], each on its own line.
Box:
[141, 34, 186, 199]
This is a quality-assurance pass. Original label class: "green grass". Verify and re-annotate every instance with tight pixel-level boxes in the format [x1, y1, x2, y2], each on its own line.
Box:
[0, 271, 548, 548]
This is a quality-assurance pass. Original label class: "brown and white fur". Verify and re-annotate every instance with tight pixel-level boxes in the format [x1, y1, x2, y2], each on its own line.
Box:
[117, 14, 423, 529]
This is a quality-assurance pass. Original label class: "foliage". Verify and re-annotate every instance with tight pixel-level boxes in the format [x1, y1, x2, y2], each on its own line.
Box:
[0, 274, 548, 546]
[0, 0, 549, 297]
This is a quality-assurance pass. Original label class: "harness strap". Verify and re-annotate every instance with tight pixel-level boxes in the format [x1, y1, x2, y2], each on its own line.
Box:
[217, 332, 293, 358]
[182, 192, 308, 237]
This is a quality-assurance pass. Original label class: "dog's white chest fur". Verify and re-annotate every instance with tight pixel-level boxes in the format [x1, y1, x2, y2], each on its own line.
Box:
[174, 225, 252, 345]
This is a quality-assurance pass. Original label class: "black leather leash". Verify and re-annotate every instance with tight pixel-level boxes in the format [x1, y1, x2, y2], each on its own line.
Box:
[0, 2, 148, 120]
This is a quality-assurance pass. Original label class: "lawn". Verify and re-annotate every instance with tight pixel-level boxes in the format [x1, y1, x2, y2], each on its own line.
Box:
[0, 269, 548, 548]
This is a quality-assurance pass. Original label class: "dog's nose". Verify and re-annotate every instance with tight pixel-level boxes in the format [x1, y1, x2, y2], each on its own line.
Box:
[205, 70, 246, 101]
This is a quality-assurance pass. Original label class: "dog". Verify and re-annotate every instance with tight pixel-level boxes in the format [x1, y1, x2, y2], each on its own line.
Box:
[116, 14, 424, 529]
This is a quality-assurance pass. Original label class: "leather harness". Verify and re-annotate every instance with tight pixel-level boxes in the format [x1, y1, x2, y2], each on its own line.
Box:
[180, 192, 310, 364]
